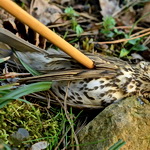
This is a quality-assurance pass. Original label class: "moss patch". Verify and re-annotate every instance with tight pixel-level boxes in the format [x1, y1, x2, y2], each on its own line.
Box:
[0, 100, 61, 148]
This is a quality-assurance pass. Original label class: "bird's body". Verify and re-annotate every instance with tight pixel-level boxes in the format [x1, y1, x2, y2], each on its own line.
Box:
[52, 61, 150, 107]
[0, 28, 150, 108]
[15, 49, 150, 107]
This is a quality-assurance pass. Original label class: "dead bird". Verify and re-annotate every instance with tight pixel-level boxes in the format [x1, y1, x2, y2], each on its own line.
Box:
[0, 28, 150, 108]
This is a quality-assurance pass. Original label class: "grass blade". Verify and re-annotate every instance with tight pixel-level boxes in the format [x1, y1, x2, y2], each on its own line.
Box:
[0, 82, 51, 108]
[108, 139, 126, 150]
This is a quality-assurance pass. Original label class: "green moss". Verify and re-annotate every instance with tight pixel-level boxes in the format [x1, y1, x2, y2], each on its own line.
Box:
[0, 100, 60, 146]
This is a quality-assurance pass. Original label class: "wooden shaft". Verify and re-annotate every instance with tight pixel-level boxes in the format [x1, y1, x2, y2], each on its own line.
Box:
[0, 0, 94, 68]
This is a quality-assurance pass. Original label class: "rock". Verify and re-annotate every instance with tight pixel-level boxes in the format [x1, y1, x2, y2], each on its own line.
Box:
[78, 97, 150, 150]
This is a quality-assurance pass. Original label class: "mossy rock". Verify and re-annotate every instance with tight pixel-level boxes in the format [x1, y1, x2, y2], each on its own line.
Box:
[78, 97, 150, 150]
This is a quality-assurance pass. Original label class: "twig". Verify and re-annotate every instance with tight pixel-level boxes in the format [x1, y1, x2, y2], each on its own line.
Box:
[94, 31, 150, 44]
[67, 32, 97, 37]
[48, 90, 65, 110]
[143, 35, 150, 45]
[54, 126, 71, 150]
[63, 81, 80, 150]
[114, 26, 144, 30]
[130, 28, 150, 37]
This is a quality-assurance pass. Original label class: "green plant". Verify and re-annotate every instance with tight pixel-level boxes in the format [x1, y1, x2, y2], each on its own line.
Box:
[64, 7, 84, 36]
[101, 16, 148, 57]
[120, 38, 148, 57]
[82, 37, 94, 52]
[0, 82, 51, 108]
[0, 101, 61, 149]
[101, 16, 116, 38]
[108, 139, 126, 150]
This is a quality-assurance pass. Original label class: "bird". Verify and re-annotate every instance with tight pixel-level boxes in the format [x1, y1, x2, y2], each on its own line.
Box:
[0, 28, 150, 108]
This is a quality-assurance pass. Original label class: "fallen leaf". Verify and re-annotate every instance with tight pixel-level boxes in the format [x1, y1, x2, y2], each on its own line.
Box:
[119, 7, 136, 26]
[31, 0, 63, 25]
[9, 128, 29, 146]
[0, 8, 14, 26]
[141, 2, 150, 23]
[99, 0, 121, 17]
[31, 141, 49, 150]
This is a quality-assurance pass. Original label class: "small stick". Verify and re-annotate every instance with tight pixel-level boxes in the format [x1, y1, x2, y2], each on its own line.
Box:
[94, 31, 150, 44]
[0, 0, 94, 69]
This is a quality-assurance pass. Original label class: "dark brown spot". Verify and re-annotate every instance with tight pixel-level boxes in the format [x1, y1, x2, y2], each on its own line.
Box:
[58, 87, 65, 96]
[124, 67, 129, 72]
[75, 93, 80, 96]
[128, 68, 133, 72]
[79, 81, 84, 84]
[94, 86, 99, 90]
[129, 85, 134, 89]
[67, 97, 72, 101]
[115, 78, 120, 83]
[100, 93, 105, 97]
[83, 84, 87, 87]
[70, 96, 75, 99]
[100, 85, 105, 89]
[108, 94, 112, 98]
[99, 80, 104, 84]
[83, 92, 95, 100]
[111, 97, 117, 101]
[77, 101, 83, 104]
[72, 92, 75, 96]
[78, 96, 82, 100]
[101, 100, 110, 107]
[79, 87, 84, 91]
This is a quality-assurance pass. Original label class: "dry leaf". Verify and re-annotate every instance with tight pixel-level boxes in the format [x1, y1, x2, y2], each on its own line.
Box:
[3, 19, 47, 49]
[141, 2, 150, 23]
[31, 141, 49, 150]
[99, 0, 121, 17]
[119, 7, 136, 26]
[0, 8, 14, 26]
[31, 0, 63, 25]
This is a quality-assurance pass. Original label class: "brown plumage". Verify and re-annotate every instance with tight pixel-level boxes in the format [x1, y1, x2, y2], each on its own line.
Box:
[0, 28, 150, 108]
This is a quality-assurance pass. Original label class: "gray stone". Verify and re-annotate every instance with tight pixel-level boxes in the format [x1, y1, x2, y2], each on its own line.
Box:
[78, 97, 150, 150]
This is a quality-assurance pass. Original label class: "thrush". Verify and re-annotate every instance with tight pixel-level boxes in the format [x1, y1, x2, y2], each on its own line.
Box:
[0, 28, 150, 108]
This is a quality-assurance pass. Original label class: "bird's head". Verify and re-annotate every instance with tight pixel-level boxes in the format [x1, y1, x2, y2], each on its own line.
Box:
[136, 61, 150, 99]
[137, 61, 150, 81]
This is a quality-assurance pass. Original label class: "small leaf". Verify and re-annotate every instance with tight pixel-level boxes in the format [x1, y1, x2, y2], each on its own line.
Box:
[106, 31, 114, 38]
[102, 16, 116, 30]
[131, 44, 148, 51]
[76, 25, 84, 36]
[119, 48, 130, 57]
[101, 30, 114, 38]
[114, 29, 125, 36]
[64, 7, 78, 17]
[128, 38, 140, 45]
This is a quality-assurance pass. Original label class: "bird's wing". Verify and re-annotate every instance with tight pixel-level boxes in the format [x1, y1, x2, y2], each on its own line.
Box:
[18, 68, 117, 83]
[0, 28, 127, 82]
